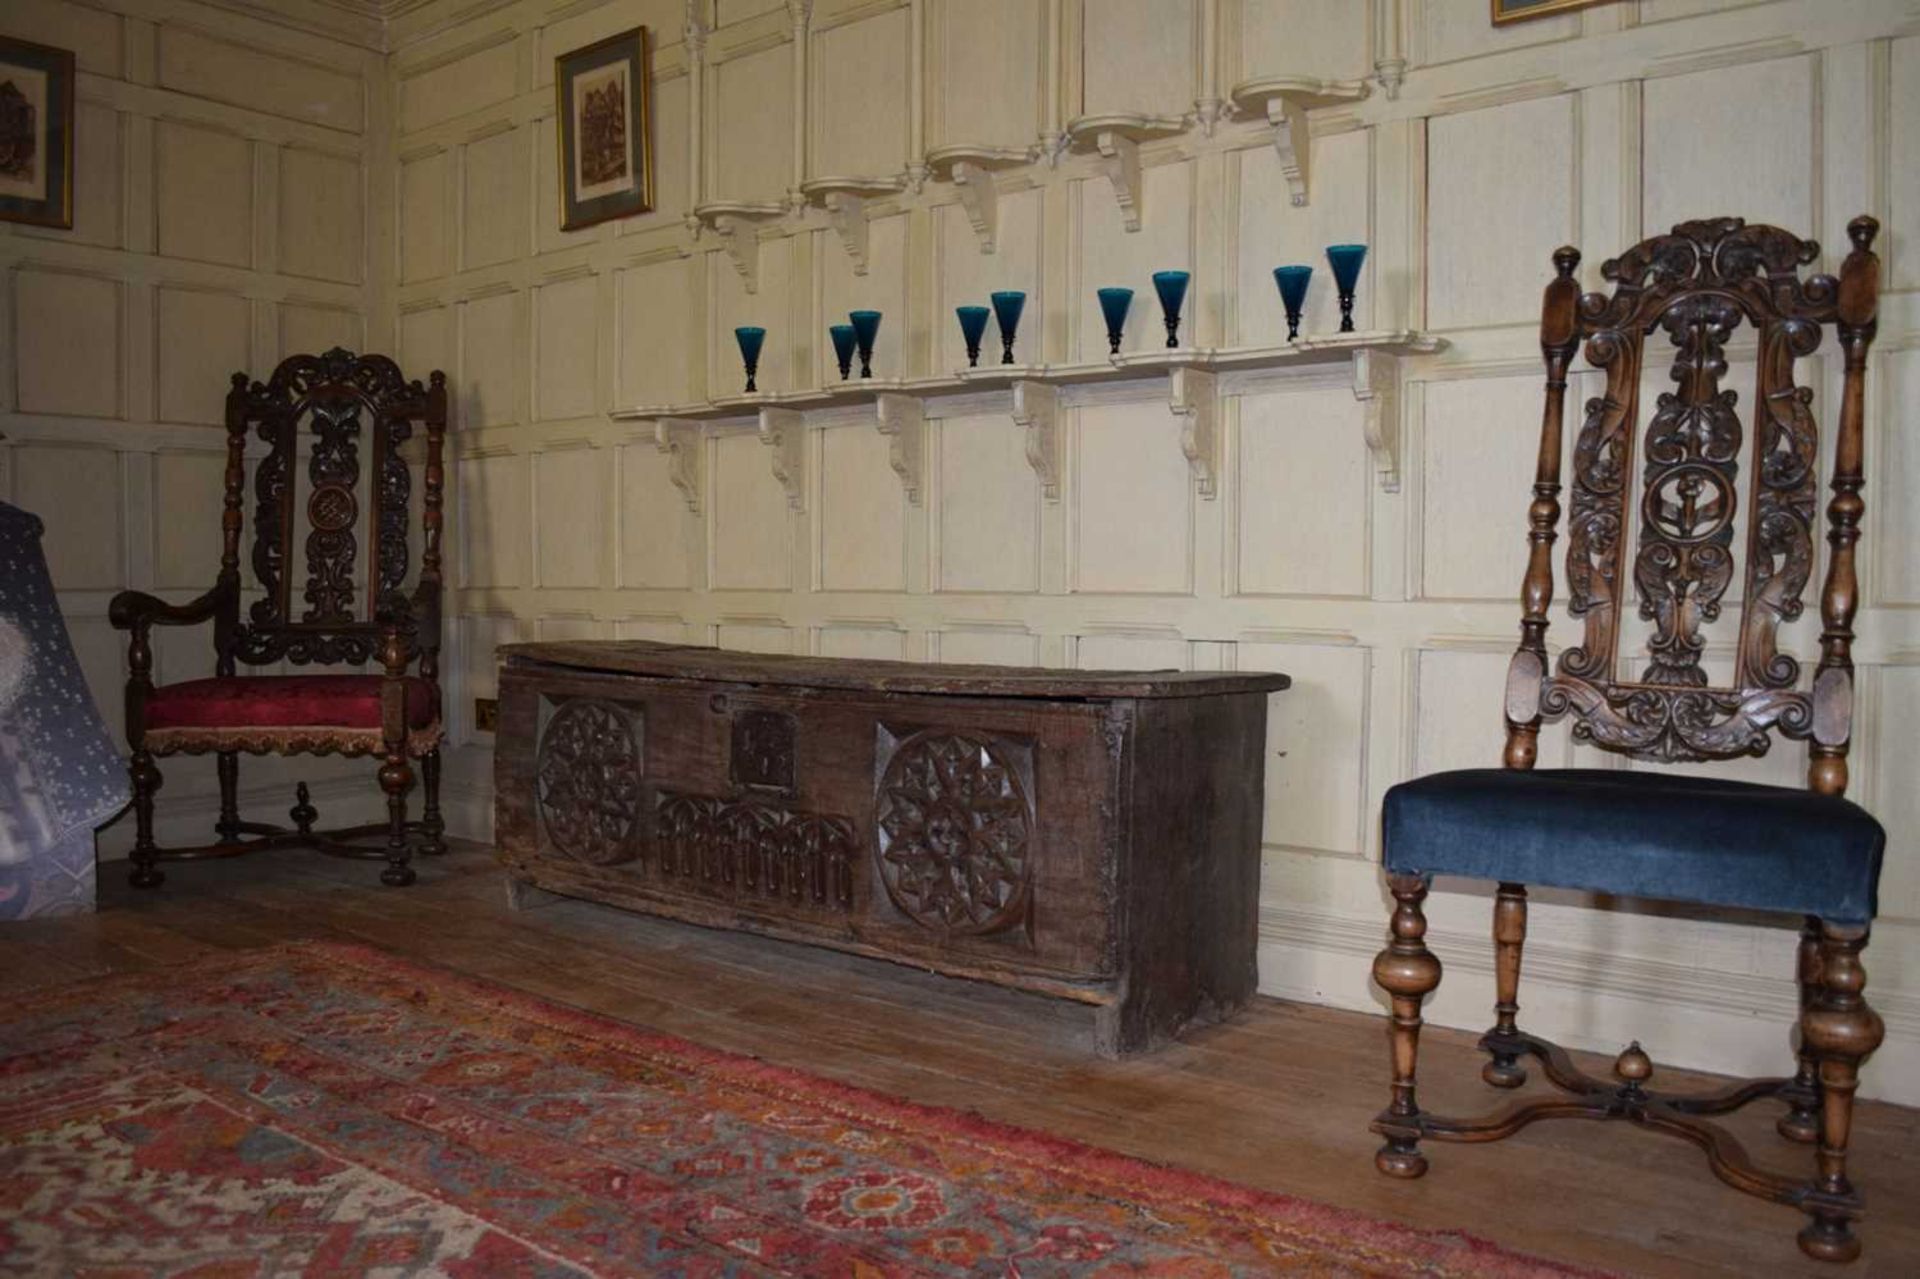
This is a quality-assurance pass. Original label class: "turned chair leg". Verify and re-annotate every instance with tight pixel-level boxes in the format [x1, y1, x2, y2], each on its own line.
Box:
[1796, 922, 1884, 1264]
[1372, 873, 1443, 1177]
[1779, 915, 1823, 1143]
[215, 751, 241, 842]
[378, 750, 416, 887]
[1483, 882, 1529, 1088]
[128, 749, 165, 889]
[420, 748, 448, 854]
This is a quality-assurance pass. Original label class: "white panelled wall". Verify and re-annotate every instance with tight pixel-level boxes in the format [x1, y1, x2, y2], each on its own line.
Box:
[0, 0, 392, 847]
[4, 0, 1917, 1105]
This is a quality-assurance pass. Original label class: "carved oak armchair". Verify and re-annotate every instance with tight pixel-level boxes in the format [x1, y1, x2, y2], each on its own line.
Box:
[1370, 218, 1886, 1262]
[109, 349, 449, 889]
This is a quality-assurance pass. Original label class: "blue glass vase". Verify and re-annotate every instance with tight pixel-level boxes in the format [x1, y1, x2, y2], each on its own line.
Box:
[956, 306, 991, 368]
[734, 326, 766, 393]
[1152, 271, 1190, 348]
[1273, 266, 1311, 342]
[1096, 288, 1133, 355]
[1325, 244, 1367, 333]
[828, 324, 857, 380]
[848, 310, 882, 379]
[990, 291, 1025, 365]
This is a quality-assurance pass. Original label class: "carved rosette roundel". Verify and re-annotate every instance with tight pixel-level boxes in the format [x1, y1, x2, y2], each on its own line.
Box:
[875, 731, 1033, 935]
[536, 699, 642, 866]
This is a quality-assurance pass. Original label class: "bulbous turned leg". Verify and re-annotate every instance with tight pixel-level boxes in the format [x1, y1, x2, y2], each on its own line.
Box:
[1482, 882, 1529, 1088]
[378, 753, 416, 887]
[1796, 922, 1883, 1264]
[128, 750, 165, 889]
[1372, 873, 1442, 1178]
[1779, 915, 1823, 1144]
[420, 749, 447, 855]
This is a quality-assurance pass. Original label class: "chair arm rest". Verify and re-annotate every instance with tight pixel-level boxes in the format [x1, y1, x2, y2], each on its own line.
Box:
[108, 582, 234, 632]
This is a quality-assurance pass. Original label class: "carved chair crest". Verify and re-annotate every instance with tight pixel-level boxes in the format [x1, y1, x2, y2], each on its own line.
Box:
[1506, 217, 1880, 792]
[222, 348, 447, 671]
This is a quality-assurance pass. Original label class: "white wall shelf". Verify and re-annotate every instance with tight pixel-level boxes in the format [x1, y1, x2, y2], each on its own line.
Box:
[1227, 77, 1370, 208]
[800, 177, 905, 274]
[611, 331, 1444, 502]
[692, 201, 787, 293]
[1063, 114, 1188, 232]
[924, 145, 1032, 253]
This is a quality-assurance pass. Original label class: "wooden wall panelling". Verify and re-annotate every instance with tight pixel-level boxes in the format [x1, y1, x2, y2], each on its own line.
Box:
[817, 422, 907, 592]
[378, 0, 1920, 1105]
[1424, 93, 1574, 329]
[927, 0, 1044, 155]
[2, 0, 386, 859]
[1078, 0, 1195, 120]
[14, 268, 122, 419]
[1233, 381, 1370, 598]
[1878, 346, 1920, 605]
[1642, 55, 1814, 236]
[1071, 396, 1195, 595]
[1240, 636, 1371, 856]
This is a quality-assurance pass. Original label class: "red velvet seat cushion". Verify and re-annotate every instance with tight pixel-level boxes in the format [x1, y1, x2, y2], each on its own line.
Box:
[145, 675, 437, 732]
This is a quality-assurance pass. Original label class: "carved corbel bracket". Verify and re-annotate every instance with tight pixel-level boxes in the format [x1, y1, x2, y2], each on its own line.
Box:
[694, 201, 785, 293]
[654, 418, 705, 514]
[1010, 379, 1061, 502]
[1095, 131, 1143, 231]
[874, 393, 925, 505]
[1169, 366, 1218, 499]
[1352, 348, 1400, 492]
[926, 145, 1028, 254]
[1228, 78, 1369, 208]
[802, 177, 904, 275]
[758, 406, 806, 511]
[1065, 114, 1185, 232]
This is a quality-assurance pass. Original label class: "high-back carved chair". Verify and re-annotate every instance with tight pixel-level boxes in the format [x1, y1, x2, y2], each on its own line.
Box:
[109, 349, 449, 889]
[1370, 218, 1885, 1263]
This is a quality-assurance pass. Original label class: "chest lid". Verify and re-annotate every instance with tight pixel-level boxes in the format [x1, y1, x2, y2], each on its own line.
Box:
[501, 640, 1289, 701]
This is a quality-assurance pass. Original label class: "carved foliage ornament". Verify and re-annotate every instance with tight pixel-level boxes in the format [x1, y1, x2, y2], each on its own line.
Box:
[536, 698, 644, 865]
[874, 728, 1034, 936]
[1548, 219, 1833, 762]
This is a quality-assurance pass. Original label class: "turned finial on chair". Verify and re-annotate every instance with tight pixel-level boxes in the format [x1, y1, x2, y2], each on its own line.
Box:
[1614, 1042, 1652, 1088]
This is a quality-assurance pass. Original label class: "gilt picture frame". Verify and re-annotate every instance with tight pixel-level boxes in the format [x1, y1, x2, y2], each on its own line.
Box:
[555, 27, 653, 231]
[1491, 0, 1613, 23]
[0, 36, 75, 230]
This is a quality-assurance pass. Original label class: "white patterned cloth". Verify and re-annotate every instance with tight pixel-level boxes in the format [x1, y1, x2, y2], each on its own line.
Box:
[0, 502, 128, 916]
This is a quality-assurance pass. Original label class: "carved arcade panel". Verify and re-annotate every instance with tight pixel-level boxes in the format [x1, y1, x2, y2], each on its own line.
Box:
[654, 791, 856, 912]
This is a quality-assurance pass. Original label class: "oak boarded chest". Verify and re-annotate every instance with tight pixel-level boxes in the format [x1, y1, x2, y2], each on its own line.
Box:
[494, 641, 1289, 1055]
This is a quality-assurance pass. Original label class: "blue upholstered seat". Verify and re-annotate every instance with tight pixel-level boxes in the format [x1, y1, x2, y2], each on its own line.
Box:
[1383, 768, 1884, 925]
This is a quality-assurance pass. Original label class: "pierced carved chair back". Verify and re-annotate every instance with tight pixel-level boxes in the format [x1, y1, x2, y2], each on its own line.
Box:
[1504, 217, 1880, 796]
[216, 348, 448, 677]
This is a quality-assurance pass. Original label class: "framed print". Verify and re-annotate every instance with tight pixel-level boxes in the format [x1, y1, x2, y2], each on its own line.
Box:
[0, 36, 74, 230]
[1491, 0, 1613, 22]
[555, 27, 653, 231]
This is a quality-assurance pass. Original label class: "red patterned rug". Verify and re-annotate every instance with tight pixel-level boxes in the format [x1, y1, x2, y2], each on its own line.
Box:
[0, 941, 1597, 1276]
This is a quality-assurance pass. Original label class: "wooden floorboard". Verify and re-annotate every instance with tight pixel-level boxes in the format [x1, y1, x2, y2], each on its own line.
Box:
[8, 843, 1918, 1277]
